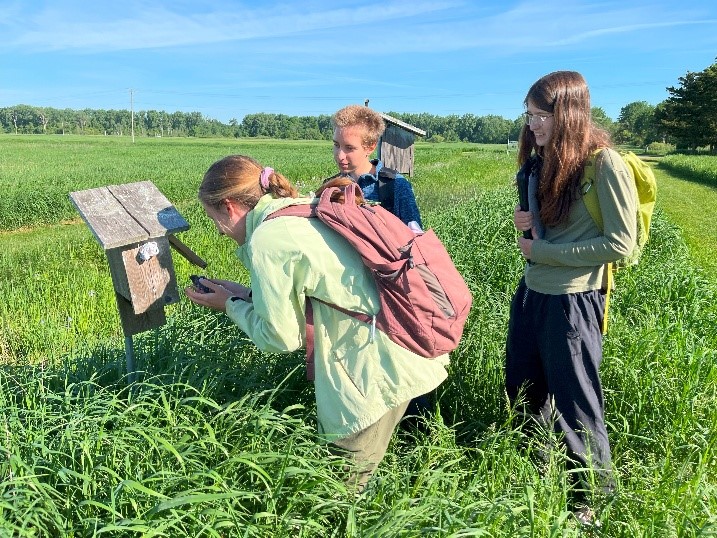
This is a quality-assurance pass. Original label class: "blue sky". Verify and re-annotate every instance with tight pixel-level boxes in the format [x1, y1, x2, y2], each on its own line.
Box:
[2, 0, 716, 123]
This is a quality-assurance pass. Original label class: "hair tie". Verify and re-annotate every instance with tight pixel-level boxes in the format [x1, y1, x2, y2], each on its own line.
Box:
[259, 167, 273, 190]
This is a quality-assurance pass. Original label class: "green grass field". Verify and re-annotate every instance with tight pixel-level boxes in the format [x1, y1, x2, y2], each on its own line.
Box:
[651, 156, 717, 278]
[1, 135, 716, 536]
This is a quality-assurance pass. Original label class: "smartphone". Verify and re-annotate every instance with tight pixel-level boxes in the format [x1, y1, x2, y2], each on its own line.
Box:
[190, 275, 214, 294]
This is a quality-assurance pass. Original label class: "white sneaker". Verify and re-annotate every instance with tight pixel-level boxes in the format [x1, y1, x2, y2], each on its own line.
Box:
[574, 505, 602, 528]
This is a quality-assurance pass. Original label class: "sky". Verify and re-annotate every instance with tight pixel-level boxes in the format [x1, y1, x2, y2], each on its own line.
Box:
[2, 0, 717, 124]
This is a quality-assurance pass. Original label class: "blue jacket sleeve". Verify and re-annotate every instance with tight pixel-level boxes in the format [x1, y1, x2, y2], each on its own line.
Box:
[392, 175, 423, 227]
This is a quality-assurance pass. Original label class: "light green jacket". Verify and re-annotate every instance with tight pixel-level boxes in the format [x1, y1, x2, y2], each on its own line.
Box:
[225, 194, 449, 440]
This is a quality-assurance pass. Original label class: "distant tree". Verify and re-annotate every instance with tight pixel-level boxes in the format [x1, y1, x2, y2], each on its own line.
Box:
[508, 117, 523, 142]
[185, 112, 204, 136]
[317, 114, 332, 139]
[77, 110, 91, 134]
[651, 102, 671, 145]
[615, 101, 658, 146]
[145, 110, 167, 136]
[10, 105, 44, 134]
[169, 111, 187, 136]
[385, 111, 440, 140]
[443, 115, 460, 142]
[591, 107, 614, 135]
[37, 108, 51, 133]
[458, 113, 479, 141]
[55, 108, 76, 135]
[656, 59, 717, 152]
[393, 112, 439, 139]
[0, 109, 9, 133]
[240, 114, 262, 137]
[478, 115, 513, 144]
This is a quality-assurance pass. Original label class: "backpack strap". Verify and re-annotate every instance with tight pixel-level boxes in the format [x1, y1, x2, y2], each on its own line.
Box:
[266, 195, 375, 381]
[303, 297, 376, 382]
[580, 148, 605, 233]
[323, 165, 396, 212]
[267, 203, 317, 220]
[601, 262, 613, 335]
[304, 297, 316, 381]
[580, 148, 612, 335]
[376, 162, 397, 212]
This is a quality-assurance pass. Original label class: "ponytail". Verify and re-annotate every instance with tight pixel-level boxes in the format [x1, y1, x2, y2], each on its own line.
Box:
[199, 155, 299, 209]
[259, 167, 299, 199]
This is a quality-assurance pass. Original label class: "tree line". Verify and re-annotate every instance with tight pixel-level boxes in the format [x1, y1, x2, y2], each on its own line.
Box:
[2, 59, 715, 151]
[0, 106, 232, 138]
[0, 105, 617, 144]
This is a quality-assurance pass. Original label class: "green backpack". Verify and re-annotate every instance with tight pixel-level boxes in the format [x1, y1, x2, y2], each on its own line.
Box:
[580, 149, 657, 332]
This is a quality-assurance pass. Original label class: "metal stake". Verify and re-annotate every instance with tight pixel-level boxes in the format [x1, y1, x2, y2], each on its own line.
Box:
[124, 335, 137, 385]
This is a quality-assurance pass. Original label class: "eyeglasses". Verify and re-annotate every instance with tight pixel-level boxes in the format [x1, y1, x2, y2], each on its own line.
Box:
[524, 112, 553, 125]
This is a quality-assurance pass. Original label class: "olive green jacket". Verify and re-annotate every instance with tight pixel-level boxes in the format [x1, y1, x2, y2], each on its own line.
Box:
[527, 148, 638, 294]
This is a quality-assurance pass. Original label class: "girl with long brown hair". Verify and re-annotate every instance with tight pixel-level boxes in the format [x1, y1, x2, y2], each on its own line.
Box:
[508, 71, 637, 526]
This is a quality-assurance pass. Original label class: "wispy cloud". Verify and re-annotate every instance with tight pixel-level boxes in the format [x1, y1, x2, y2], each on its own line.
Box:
[4, 0, 462, 53]
[547, 19, 717, 47]
[368, 1, 717, 54]
[4, 0, 715, 60]
[3, 0, 716, 120]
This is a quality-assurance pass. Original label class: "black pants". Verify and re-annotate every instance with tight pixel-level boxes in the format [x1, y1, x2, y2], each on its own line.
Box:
[505, 278, 613, 494]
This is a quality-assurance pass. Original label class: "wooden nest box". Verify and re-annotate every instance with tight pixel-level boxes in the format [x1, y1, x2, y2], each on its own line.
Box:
[378, 112, 426, 177]
[70, 180, 205, 337]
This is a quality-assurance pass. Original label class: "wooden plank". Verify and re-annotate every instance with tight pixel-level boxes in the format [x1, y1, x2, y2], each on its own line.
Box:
[168, 234, 208, 268]
[115, 292, 166, 337]
[70, 187, 149, 249]
[107, 238, 180, 314]
[121, 237, 180, 314]
[379, 112, 426, 136]
[108, 181, 190, 237]
[380, 126, 415, 176]
[107, 247, 132, 303]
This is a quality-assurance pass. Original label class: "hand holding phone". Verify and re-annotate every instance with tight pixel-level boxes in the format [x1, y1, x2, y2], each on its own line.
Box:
[190, 275, 214, 294]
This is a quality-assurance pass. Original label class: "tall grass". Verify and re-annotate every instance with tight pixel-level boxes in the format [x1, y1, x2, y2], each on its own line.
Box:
[650, 160, 717, 279]
[0, 136, 337, 230]
[660, 154, 717, 187]
[1, 137, 716, 536]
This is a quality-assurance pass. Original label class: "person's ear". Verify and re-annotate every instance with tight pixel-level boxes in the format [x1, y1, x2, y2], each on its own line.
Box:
[224, 198, 244, 219]
[365, 142, 377, 156]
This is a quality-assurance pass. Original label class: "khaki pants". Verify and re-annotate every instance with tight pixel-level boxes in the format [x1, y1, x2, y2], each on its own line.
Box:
[330, 401, 410, 491]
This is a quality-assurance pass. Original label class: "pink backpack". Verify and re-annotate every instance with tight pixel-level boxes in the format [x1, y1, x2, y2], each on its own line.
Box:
[267, 183, 472, 380]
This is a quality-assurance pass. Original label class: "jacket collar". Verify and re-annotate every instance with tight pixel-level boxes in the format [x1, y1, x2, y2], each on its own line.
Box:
[357, 158, 382, 185]
[237, 194, 315, 258]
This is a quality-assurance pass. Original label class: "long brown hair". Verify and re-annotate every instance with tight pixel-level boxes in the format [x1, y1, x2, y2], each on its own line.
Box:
[517, 71, 612, 227]
[198, 155, 299, 209]
[314, 176, 365, 204]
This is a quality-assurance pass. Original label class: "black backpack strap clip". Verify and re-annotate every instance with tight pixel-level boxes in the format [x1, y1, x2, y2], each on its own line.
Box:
[375, 162, 397, 211]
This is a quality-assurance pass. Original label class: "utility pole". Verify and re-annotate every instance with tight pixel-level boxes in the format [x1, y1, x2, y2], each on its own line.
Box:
[130, 89, 135, 143]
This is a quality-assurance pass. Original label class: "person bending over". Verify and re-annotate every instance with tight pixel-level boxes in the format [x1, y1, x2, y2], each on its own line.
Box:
[186, 155, 449, 491]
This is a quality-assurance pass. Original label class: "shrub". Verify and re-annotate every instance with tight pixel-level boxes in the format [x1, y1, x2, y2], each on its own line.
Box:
[646, 142, 675, 156]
